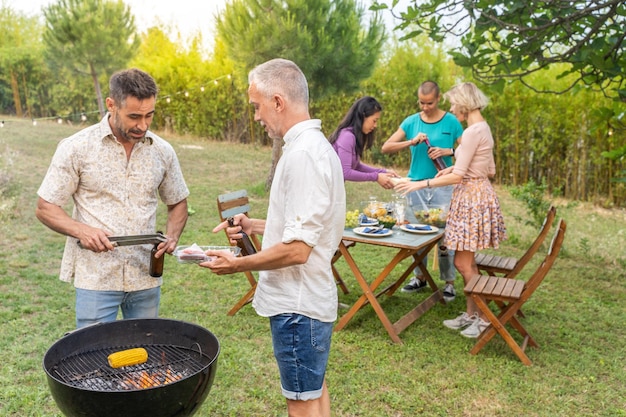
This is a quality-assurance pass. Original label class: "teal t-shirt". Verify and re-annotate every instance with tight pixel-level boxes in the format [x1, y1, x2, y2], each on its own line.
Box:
[400, 112, 463, 180]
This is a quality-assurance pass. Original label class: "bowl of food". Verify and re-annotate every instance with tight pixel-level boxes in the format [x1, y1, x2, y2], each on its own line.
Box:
[413, 207, 448, 228]
[377, 214, 397, 229]
[362, 201, 387, 219]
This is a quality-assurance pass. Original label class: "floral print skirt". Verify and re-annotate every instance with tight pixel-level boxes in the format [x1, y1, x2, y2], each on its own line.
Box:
[444, 178, 507, 252]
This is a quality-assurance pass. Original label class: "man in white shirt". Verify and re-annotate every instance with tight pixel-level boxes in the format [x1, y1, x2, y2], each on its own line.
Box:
[202, 58, 345, 417]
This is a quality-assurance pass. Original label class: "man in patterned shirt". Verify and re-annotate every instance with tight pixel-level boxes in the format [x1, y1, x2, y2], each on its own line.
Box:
[36, 68, 189, 328]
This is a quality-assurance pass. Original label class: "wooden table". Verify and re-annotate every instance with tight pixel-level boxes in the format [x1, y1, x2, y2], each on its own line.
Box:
[334, 226, 445, 343]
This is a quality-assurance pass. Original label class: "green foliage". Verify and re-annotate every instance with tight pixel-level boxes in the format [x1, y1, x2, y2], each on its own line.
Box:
[43, 0, 140, 115]
[375, 0, 626, 101]
[216, 0, 386, 100]
[509, 179, 551, 228]
[0, 6, 46, 116]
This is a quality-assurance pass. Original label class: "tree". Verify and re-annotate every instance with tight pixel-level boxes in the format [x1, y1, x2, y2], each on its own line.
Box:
[372, 0, 626, 183]
[373, 0, 625, 101]
[217, 0, 386, 100]
[43, 0, 140, 117]
[216, 0, 387, 188]
[0, 6, 44, 117]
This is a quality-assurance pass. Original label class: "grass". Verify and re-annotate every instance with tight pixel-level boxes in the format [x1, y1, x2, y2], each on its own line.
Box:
[1, 116, 625, 416]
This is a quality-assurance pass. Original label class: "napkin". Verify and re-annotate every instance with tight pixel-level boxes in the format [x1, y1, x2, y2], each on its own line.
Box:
[405, 224, 432, 231]
[362, 227, 388, 234]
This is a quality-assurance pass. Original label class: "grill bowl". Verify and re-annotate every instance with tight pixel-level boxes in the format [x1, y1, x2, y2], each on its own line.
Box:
[43, 318, 219, 417]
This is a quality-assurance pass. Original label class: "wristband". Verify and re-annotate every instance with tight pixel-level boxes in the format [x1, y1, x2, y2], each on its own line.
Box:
[427, 180, 431, 188]
[451, 148, 455, 157]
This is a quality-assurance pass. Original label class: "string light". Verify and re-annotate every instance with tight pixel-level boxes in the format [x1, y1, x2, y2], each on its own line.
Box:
[158, 74, 231, 104]
[17, 74, 233, 125]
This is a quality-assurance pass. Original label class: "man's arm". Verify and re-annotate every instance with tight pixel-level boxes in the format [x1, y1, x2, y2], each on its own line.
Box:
[161, 199, 189, 255]
[201, 240, 312, 275]
[35, 197, 114, 252]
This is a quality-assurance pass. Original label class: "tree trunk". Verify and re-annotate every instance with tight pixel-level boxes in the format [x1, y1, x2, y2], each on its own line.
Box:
[265, 137, 283, 191]
[10, 70, 23, 117]
[90, 62, 105, 117]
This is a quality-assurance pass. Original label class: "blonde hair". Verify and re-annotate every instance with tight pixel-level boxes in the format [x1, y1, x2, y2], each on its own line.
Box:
[443, 82, 489, 114]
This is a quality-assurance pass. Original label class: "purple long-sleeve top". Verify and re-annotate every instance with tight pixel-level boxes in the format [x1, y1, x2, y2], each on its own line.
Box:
[331, 128, 386, 182]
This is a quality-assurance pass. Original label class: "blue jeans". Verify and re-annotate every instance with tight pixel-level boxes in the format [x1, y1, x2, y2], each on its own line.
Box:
[269, 313, 333, 401]
[406, 186, 457, 282]
[75, 287, 160, 328]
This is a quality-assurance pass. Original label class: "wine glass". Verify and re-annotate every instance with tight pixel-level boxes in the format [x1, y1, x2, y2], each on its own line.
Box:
[424, 187, 434, 205]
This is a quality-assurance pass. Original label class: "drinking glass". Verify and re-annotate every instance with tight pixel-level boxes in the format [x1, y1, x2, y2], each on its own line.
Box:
[393, 194, 406, 225]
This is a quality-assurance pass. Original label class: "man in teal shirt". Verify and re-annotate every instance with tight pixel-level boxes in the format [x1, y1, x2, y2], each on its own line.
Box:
[382, 80, 463, 301]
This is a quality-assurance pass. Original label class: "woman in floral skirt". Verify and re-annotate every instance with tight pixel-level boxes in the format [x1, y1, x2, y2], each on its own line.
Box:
[395, 82, 507, 338]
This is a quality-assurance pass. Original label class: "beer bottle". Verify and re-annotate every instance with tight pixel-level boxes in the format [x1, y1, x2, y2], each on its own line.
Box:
[227, 217, 257, 256]
[423, 137, 447, 171]
[149, 244, 164, 277]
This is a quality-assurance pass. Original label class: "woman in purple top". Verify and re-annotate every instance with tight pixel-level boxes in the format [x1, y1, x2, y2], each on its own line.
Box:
[329, 96, 398, 189]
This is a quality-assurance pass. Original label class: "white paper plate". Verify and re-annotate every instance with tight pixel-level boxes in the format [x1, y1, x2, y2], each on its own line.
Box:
[400, 224, 439, 234]
[353, 226, 393, 237]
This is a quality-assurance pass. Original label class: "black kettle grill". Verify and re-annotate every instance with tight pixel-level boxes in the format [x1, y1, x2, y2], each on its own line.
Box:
[43, 318, 219, 417]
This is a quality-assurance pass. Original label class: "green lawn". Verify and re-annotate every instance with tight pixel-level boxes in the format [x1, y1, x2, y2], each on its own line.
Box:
[1, 117, 625, 416]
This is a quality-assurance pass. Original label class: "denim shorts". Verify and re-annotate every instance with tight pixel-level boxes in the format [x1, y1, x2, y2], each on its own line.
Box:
[269, 313, 333, 400]
[75, 287, 160, 328]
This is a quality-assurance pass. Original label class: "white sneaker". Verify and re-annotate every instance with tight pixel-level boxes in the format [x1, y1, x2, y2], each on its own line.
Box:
[443, 312, 476, 330]
[460, 317, 490, 338]
[443, 283, 456, 303]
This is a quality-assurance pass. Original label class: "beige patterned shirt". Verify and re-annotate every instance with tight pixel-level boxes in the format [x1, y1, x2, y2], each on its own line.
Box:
[37, 115, 189, 291]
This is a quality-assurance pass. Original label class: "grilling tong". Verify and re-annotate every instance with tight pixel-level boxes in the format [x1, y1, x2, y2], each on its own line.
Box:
[77, 232, 167, 249]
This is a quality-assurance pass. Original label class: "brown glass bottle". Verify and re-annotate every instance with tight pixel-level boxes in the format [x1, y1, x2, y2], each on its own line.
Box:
[227, 217, 257, 256]
[423, 137, 447, 171]
[149, 243, 164, 277]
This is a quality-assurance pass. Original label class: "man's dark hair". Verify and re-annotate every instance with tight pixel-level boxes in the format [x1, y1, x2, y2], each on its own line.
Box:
[109, 68, 158, 106]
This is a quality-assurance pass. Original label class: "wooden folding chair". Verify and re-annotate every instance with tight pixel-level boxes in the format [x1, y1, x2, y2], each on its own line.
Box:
[475, 205, 556, 278]
[217, 190, 262, 316]
[464, 219, 566, 365]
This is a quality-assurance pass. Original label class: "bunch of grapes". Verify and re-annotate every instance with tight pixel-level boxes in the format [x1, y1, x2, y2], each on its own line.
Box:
[345, 209, 360, 228]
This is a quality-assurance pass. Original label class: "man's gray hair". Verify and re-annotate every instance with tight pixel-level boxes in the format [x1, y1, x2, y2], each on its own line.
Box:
[248, 59, 309, 106]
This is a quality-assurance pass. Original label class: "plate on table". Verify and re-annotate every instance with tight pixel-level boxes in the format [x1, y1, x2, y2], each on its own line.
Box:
[353, 226, 393, 237]
[359, 217, 379, 226]
[400, 224, 439, 234]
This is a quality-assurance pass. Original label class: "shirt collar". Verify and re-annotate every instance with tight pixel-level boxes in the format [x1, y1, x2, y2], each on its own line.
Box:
[283, 119, 322, 147]
[98, 113, 154, 145]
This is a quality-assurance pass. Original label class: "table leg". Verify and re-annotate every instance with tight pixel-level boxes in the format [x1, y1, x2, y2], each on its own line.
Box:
[334, 243, 414, 343]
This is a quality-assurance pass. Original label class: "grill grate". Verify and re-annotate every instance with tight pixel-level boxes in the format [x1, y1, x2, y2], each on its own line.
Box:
[50, 344, 210, 392]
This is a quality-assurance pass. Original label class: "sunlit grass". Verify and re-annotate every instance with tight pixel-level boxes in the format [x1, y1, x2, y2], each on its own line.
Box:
[0, 117, 624, 416]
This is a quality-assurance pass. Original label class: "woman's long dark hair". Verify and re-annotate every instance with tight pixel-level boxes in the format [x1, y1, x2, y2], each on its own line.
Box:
[328, 96, 382, 158]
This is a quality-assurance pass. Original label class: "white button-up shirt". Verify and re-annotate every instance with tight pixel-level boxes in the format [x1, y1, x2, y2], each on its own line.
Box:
[253, 119, 346, 323]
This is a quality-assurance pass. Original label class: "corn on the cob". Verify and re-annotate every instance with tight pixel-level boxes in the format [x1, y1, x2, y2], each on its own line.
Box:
[107, 347, 148, 368]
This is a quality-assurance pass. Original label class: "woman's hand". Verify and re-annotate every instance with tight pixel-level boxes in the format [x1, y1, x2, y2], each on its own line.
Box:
[435, 167, 454, 177]
[394, 179, 426, 196]
[377, 172, 396, 189]
[385, 168, 400, 177]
